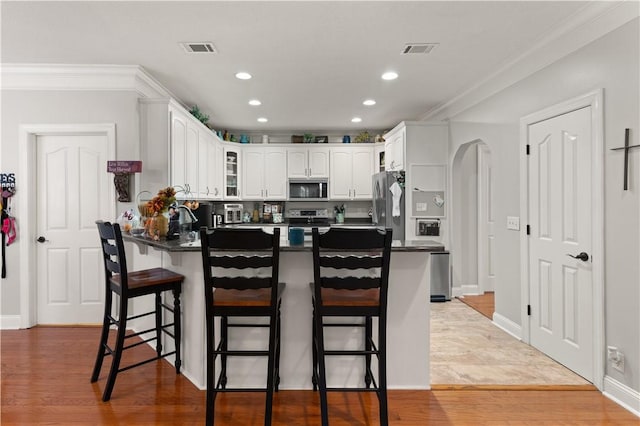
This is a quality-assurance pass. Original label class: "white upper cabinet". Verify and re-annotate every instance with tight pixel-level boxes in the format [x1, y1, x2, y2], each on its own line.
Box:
[170, 107, 201, 196]
[198, 132, 223, 200]
[211, 141, 224, 199]
[243, 147, 287, 200]
[286, 146, 329, 179]
[170, 109, 188, 191]
[224, 147, 241, 200]
[384, 127, 405, 171]
[329, 146, 373, 200]
[264, 148, 287, 199]
[374, 143, 385, 173]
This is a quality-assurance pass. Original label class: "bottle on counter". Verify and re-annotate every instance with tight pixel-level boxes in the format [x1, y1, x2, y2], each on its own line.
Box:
[252, 203, 260, 223]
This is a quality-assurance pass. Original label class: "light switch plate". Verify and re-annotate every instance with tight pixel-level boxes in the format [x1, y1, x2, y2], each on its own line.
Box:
[507, 216, 520, 231]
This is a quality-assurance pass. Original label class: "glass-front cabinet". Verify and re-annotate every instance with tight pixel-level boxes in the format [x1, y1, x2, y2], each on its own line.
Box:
[224, 147, 241, 199]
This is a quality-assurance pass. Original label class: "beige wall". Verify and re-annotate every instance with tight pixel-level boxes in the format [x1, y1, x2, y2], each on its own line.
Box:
[0, 90, 141, 316]
[447, 18, 640, 392]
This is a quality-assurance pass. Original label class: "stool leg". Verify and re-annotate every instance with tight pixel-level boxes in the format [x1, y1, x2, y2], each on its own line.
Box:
[91, 287, 113, 382]
[155, 292, 163, 357]
[315, 312, 329, 426]
[264, 310, 278, 426]
[220, 316, 228, 389]
[274, 299, 282, 391]
[206, 314, 216, 426]
[173, 286, 182, 373]
[365, 316, 372, 388]
[311, 301, 318, 391]
[102, 295, 128, 402]
[378, 316, 388, 426]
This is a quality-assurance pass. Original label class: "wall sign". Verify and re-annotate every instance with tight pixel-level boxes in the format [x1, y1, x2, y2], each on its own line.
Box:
[0, 173, 16, 188]
[107, 161, 142, 202]
[107, 161, 142, 173]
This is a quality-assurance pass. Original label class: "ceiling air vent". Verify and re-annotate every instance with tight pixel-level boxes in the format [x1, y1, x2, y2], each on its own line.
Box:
[180, 42, 217, 53]
[402, 43, 438, 54]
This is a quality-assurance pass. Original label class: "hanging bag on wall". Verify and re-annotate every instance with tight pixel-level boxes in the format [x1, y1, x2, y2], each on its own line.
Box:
[1, 205, 7, 278]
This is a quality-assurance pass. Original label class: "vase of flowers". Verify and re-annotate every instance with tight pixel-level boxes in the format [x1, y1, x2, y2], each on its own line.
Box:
[143, 187, 176, 240]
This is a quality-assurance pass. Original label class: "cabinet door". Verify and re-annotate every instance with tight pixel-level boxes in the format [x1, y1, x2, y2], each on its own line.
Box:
[198, 134, 210, 199]
[374, 144, 385, 173]
[308, 147, 330, 178]
[242, 148, 264, 200]
[329, 149, 352, 199]
[351, 148, 374, 199]
[385, 129, 404, 171]
[287, 148, 308, 178]
[210, 141, 223, 199]
[264, 148, 287, 200]
[224, 148, 241, 199]
[185, 123, 199, 196]
[170, 112, 187, 189]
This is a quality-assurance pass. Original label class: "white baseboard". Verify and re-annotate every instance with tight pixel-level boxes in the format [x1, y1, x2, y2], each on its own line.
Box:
[492, 312, 522, 340]
[1, 315, 22, 329]
[452, 284, 480, 298]
[603, 375, 640, 417]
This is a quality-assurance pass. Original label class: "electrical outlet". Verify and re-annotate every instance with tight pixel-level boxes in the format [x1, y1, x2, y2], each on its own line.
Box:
[607, 346, 625, 373]
[507, 216, 520, 231]
[612, 350, 625, 373]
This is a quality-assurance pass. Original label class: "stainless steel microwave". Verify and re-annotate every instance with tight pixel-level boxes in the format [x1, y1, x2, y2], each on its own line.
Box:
[288, 179, 328, 201]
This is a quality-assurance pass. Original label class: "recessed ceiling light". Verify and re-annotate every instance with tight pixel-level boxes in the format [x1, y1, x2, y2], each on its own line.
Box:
[249, 99, 262, 106]
[381, 71, 398, 80]
[363, 99, 376, 106]
[351, 117, 362, 123]
[257, 117, 268, 123]
[235, 72, 252, 80]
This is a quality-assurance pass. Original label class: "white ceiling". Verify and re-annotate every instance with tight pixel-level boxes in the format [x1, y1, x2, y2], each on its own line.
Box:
[1, 1, 596, 133]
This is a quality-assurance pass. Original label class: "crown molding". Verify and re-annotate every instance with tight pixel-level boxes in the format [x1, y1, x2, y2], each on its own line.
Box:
[0, 64, 177, 100]
[420, 1, 640, 121]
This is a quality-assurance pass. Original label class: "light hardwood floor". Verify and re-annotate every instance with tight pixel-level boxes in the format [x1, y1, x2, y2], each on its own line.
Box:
[1, 327, 637, 425]
[431, 297, 591, 386]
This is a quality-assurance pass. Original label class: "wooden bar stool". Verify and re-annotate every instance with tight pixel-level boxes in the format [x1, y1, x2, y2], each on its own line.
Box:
[91, 220, 184, 402]
[311, 227, 393, 426]
[199, 227, 285, 426]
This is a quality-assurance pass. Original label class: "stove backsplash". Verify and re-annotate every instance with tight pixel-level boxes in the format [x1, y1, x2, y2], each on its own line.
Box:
[210, 200, 373, 222]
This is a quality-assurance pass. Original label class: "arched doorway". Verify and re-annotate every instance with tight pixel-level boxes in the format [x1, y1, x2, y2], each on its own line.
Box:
[451, 139, 494, 298]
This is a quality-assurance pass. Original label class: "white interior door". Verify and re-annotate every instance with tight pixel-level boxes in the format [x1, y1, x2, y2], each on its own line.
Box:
[527, 106, 593, 381]
[478, 145, 495, 293]
[36, 134, 111, 324]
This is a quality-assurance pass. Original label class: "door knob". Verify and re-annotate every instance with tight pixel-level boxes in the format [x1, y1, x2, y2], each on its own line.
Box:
[567, 252, 589, 262]
[36, 236, 48, 243]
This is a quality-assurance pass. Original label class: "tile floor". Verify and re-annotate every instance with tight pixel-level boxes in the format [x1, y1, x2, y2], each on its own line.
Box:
[430, 299, 591, 386]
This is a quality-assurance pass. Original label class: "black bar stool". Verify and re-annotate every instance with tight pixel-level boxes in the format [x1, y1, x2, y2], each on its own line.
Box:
[91, 220, 183, 402]
[199, 227, 285, 426]
[311, 227, 393, 426]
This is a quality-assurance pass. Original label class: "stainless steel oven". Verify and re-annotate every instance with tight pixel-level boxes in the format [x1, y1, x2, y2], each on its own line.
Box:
[288, 179, 328, 201]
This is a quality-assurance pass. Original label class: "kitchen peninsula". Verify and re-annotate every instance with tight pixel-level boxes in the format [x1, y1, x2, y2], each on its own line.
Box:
[124, 233, 444, 391]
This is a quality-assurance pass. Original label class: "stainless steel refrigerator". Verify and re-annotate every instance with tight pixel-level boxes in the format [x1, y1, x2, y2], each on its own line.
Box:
[371, 171, 405, 241]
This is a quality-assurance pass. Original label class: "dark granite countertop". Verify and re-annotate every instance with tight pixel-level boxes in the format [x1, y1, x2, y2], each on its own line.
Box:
[122, 234, 445, 253]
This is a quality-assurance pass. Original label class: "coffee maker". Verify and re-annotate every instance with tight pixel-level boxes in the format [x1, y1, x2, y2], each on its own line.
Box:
[191, 202, 213, 230]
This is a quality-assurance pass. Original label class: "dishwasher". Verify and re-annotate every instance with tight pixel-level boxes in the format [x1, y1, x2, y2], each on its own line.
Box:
[430, 251, 451, 302]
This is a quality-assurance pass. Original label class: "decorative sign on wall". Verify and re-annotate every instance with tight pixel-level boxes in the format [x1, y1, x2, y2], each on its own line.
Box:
[0, 173, 16, 188]
[1, 172, 16, 278]
[107, 161, 142, 202]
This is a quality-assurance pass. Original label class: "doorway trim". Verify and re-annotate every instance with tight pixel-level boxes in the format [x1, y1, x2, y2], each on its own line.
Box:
[519, 89, 604, 389]
[19, 123, 116, 328]
[451, 139, 492, 297]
